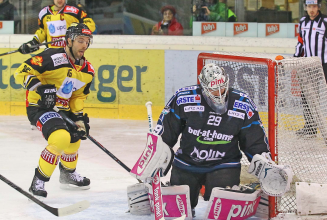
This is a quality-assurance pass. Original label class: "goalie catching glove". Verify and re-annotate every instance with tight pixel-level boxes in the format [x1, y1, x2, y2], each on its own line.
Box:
[248, 153, 293, 196]
[130, 133, 174, 182]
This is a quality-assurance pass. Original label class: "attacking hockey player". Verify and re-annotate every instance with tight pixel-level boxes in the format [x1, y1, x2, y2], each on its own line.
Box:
[128, 63, 293, 218]
[14, 23, 94, 198]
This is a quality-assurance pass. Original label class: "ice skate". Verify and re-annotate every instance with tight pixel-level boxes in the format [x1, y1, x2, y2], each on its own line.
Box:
[59, 163, 90, 190]
[29, 175, 47, 199]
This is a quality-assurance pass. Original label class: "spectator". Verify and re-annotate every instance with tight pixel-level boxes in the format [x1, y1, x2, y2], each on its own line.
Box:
[151, 5, 183, 36]
[0, 0, 19, 31]
[191, 0, 237, 26]
[0, 0, 16, 21]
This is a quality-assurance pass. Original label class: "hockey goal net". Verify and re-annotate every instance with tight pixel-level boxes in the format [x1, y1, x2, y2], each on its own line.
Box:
[197, 52, 327, 218]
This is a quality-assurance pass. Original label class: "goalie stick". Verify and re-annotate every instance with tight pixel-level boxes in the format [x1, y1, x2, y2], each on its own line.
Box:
[53, 107, 142, 183]
[145, 101, 186, 220]
[0, 39, 64, 57]
[0, 174, 89, 217]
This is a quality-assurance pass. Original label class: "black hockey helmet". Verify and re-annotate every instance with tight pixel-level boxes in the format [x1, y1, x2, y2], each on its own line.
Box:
[65, 23, 93, 46]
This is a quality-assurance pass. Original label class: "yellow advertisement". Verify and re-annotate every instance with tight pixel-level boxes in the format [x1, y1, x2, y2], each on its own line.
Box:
[0, 48, 165, 120]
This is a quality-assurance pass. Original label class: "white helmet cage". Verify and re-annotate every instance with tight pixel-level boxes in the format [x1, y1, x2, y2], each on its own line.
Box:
[198, 63, 229, 106]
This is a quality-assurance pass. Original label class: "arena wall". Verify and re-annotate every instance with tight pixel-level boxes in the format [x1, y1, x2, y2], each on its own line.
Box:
[0, 35, 296, 120]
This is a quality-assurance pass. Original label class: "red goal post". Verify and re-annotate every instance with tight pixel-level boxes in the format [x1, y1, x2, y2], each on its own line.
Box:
[197, 52, 327, 218]
[197, 52, 278, 218]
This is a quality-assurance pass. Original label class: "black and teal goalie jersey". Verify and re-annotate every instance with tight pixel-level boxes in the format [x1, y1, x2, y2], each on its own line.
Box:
[154, 85, 270, 169]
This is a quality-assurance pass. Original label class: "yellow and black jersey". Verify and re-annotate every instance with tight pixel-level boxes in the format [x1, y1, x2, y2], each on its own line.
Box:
[14, 48, 95, 114]
[35, 4, 96, 48]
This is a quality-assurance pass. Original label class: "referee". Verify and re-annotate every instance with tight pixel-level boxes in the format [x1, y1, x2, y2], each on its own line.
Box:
[295, 0, 327, 78]
[294, 0, 326, 138]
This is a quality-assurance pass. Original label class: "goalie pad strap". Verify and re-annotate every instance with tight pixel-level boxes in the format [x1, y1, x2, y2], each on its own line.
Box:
[127, 183, 151, 215]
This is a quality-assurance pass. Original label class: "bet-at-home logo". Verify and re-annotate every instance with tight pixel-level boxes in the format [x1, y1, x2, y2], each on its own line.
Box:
[188, 127, 233, 144]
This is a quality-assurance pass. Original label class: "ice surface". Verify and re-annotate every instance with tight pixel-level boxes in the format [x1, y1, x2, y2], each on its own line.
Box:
[0, 116, 204, 220]
[0, 116, 268, 220]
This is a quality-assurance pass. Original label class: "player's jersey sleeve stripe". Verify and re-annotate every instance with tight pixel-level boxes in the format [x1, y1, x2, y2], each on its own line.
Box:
[170, 109, 180, 119]
[28, 81, 42, 91]
[243, 151, 253, 159]
[241, 121, 260, 129]
[24, 75, 41, 91]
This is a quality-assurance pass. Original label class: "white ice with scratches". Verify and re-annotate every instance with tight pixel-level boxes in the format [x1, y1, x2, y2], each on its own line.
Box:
[0, 116, 309, 220]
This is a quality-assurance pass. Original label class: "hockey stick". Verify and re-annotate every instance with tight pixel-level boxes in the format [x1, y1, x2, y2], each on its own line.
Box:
[145, 102, 165, 220]
[0, 39, 64, 57]
[52, 107, 142, 183]
[0, 174, 89, 217]
[145, 102, 186, 220]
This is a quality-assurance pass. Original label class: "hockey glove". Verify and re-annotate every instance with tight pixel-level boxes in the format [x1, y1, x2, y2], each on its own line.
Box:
[248, 153, 293, 196]
[18, 37, 39, 54]
[36, 84, 57, 110]
[73, 113, 90, 140]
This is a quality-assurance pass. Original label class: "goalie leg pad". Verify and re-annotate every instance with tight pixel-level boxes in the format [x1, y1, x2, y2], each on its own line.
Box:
[127, 183, 151, 215]
[130, 133, 173, 181]
[148, 185, 193, 220]
[204, 186, 261, 220]
[248, 154, 293, 196]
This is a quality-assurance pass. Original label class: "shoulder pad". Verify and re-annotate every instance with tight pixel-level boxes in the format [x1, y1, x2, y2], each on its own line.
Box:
[231, 90, 258, 111]
[231, 89, 244, 96]
[63, 5, 80, 15]
[38, 6, 48, 20]
[176, 94, 202, 106]
[50, 53, 69, 67]
[174, 85, 199, 95]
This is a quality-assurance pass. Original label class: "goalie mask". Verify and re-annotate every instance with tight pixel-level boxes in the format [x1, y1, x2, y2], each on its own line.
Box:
[199, 63, 229, 114]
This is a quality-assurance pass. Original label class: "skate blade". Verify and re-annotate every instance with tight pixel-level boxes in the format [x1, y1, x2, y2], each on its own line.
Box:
[60, 183, 90, 190]
[28, 195, 46, 202]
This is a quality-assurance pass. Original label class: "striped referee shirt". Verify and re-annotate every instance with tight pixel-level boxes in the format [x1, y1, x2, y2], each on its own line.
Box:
[294, 11, 327, 64]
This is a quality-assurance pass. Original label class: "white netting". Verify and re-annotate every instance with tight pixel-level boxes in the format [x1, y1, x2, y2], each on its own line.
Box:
[199, 52, 327, 214]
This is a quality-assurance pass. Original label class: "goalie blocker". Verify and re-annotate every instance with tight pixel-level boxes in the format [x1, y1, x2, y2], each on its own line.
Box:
[130, 133, 174, 181]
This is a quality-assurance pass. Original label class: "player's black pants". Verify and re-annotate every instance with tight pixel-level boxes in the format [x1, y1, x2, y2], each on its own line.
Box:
[26, 106, 81, 143]
[170, 166, 241, 208]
